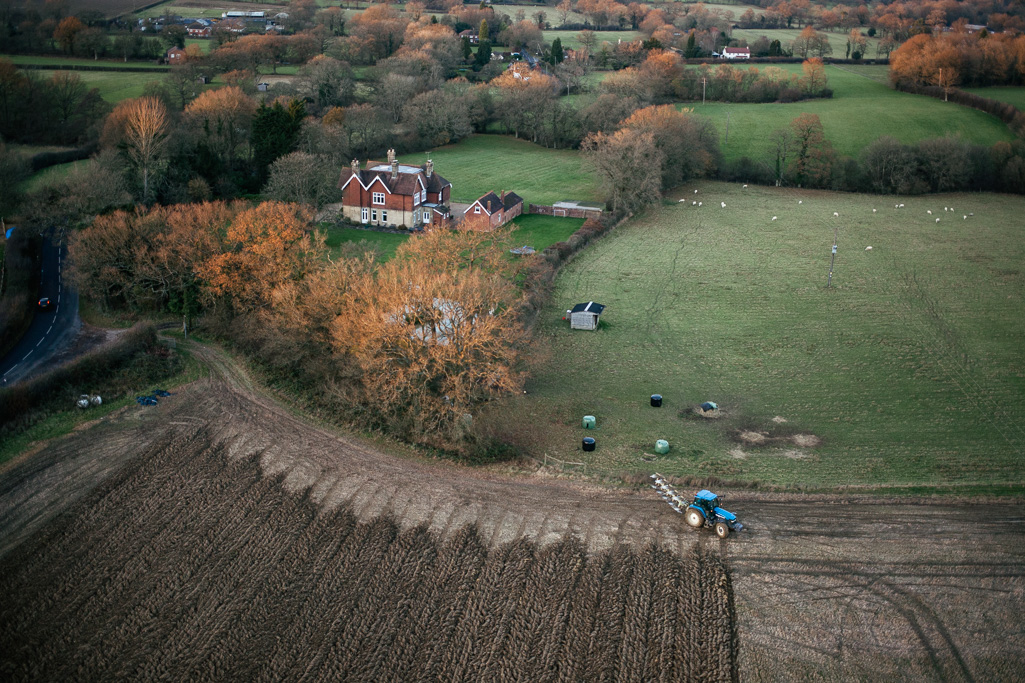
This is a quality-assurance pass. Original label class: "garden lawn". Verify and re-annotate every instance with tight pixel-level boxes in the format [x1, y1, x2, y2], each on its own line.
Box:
[399, 135, 599, 206]
[963, 86, 1025, 110]
[684, 64, 1015, 161]
[495, 181, 1025, 491]
[322, 214, 583, 261]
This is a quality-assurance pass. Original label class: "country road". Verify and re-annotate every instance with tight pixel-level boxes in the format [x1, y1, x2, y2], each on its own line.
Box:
[0, 230, 79, 385]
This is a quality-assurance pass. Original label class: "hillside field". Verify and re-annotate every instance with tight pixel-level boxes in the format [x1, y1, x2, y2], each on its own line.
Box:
[684, 64, 1015, 161]
[491, 181, 1025, 491]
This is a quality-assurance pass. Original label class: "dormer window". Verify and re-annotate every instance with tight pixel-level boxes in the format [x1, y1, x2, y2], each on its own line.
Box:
[474, 205, 481, 214]
[372, 192, 385, 205]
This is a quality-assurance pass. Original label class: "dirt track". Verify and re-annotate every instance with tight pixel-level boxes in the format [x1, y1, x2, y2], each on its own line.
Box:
[1, 343, 1023, 680]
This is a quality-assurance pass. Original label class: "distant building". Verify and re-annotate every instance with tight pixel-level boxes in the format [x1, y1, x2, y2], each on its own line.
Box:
[720, 47, 751, 59]
[165, 46, 186, 63]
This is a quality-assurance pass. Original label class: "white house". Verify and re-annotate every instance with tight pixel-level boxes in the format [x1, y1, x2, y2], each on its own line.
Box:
[721, 47, 751, 60]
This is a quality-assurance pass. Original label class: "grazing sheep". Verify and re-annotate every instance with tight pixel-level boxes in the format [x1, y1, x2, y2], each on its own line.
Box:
[866, 246, 873, 250]
[743, 184, 748, 188]
[698, 202, 702, 206]
[964, 215, 967, 220]
[692, 201, 697, 205]
[899, 203, 904, 208]
[679, 199, 686, 203]
[772, 216, 778, 221]
[721, 202, 726, 208]
[833, 212, 839, 217]
[927, 210, 932, 214]
[798, 200, 803, 204]
[936, 218, 940, 223]
[695, 189, 699, 193]
[873, 208, 877, 212]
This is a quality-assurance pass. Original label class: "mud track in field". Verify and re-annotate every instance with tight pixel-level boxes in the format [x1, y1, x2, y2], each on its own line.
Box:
[0, 342, 1023, 681]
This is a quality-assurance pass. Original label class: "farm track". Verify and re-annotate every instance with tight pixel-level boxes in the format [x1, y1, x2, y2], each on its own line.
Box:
[0, 342, 1023, 680]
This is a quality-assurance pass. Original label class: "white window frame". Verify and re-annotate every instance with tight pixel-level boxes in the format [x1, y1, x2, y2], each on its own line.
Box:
[423, 211, 431, 224]
[372, 191, 385, 205]
[474, 205, 481, 214]
[414, 191, 420, 205]
[381, 210, 388, 224]
[371, 209, 377, 222]
[361, 207, 368, 223]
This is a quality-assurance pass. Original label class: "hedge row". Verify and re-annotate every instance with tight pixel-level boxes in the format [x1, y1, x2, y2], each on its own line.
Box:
[894, 80, 1025, 136]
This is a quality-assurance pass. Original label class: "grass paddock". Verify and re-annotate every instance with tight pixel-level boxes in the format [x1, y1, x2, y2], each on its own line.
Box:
[493, 181, 1025, 492]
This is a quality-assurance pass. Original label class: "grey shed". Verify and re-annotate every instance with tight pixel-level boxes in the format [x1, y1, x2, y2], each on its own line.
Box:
[568, 301, 605, 330]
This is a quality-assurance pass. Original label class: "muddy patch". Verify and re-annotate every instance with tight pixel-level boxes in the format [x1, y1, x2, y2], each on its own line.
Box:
[734, 429, 822, 450]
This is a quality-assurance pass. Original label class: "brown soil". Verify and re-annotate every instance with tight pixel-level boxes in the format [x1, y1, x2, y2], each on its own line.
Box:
[0, 342, 1022, 680]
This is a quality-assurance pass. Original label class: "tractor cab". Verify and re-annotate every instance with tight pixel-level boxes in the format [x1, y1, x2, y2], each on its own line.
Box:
[693, 489, 719, 514]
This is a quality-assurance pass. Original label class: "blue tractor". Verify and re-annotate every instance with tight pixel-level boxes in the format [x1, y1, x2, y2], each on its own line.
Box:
[685, 489, 743, 538]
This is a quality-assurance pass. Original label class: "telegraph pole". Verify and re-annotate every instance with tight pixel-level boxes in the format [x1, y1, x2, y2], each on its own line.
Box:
[827, 225, 838, 287]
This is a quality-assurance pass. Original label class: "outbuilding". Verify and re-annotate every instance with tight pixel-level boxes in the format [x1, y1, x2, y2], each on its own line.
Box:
[567, 301, 605, 330]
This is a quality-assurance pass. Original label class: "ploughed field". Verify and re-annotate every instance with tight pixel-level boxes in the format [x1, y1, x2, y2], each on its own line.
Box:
[0, 346, 1022, 680]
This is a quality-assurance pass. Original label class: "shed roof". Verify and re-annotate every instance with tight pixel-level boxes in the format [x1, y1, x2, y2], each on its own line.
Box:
[570, 301, 605, 315]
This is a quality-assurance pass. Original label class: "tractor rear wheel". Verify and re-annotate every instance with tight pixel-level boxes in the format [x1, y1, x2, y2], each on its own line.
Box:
[685, 509, 704, 528]
[715, 521, 730, 539]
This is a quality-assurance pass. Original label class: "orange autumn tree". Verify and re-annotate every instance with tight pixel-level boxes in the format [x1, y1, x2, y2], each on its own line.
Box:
[198, 201, 323, 311]
[331, 228, 526, 446]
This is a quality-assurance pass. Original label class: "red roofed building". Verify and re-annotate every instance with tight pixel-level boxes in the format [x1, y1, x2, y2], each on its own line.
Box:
[337, 150, 452, 229]
[463, 190, 523, 229]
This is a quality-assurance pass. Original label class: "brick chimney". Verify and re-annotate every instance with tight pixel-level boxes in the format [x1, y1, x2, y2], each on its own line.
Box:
[500, 190, 505, 206]
[350, 158, 359, 174]
[391, 158, 398, 180]
[425, 159, 433, 178]
[387, 148, 396, 163]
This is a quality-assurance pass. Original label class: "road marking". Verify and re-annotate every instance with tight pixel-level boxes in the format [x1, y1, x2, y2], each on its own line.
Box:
[22, 351, 32, 361]
[36, 338, 43, 347]
[2, 366, 16, 376]
[47, 325, 53, 335]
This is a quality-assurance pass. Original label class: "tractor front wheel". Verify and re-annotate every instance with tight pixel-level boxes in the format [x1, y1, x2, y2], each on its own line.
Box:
[685, 509, 704, 528]
[715, 521, 730, 539]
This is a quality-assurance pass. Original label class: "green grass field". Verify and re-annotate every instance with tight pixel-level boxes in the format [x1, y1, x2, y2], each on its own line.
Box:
[542, 30, 644, 50]
[399, 135, 599, 206]
[963, 86, 1025, 110]
[494, 181, 1025, 491]
[33, 69, 162, 102]
[730, 27, 882, 58]
[20, 159, 91, 193]
[323, 213, 584, 260]
[1, 54, 168, 69]
[685, 64, 1015, 161]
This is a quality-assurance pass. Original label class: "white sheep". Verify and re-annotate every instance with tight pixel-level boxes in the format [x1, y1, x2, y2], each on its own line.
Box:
[772, 216, 778, 221]
[873, 208, 877, 213]
[743, 184, 748, 188]
[899, 203, 905, 208]
[798, 200, 803, 204]
[692, 201, 697, 205]
[721, 202, 726, 208]
[936, 218, 940, 223]
[678, 199, 686, 203]
[695, 189, 699, 193]
[927, 210, 932, 215]
[964, 215, 967, 220]
[866, 246, 873, 250]
[833, 212, 839, 217]
[698, 202, 702, 206]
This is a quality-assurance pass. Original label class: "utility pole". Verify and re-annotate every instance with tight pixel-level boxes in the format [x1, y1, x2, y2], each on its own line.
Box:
[827, 225, 838, 287]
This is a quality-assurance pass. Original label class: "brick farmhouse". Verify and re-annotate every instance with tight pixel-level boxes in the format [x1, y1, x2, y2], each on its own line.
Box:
[337, 150, 452, 229]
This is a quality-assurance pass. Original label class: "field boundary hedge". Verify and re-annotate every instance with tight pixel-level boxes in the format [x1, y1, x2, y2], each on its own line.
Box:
[30, 143, 97, 172]
[15, 63, 168, 73]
